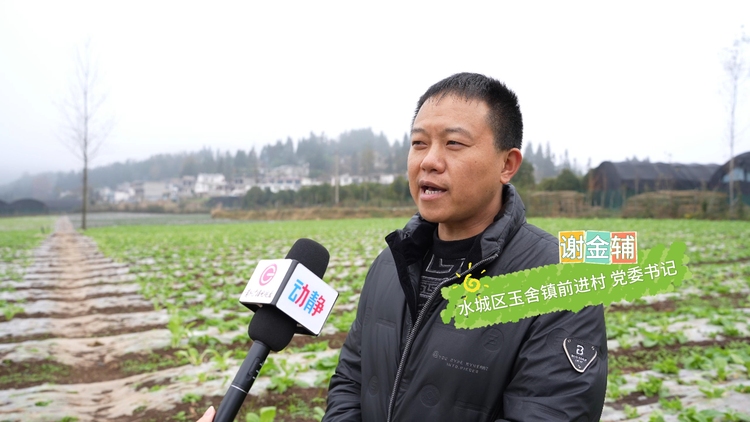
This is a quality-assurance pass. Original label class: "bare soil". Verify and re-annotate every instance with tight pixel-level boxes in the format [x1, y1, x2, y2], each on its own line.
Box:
[0, 346, 184, 389]
[109, 387, 328, 422]
[608, 292, 749, 314]
[609, 337, 750, 374]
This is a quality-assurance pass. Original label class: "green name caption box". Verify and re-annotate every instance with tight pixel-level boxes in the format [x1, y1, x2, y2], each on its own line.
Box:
[441, 242, 690, 329]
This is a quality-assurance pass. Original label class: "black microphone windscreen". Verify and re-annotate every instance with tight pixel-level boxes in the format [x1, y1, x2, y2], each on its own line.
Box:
[248, 306, 297, 352]
[284, 238, 330, 279]
[248, 238, 331, 351]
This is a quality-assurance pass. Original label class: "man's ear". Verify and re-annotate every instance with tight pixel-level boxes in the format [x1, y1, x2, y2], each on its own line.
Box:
[500, 148, 523, 185]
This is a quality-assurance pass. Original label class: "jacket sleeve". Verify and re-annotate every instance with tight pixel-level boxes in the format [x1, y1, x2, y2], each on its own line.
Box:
[496, 305, 608, 422]
[322, 279, 368, 421]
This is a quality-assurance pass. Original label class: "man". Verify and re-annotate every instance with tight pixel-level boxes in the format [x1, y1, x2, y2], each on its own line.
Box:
[322, 73, 607, 421]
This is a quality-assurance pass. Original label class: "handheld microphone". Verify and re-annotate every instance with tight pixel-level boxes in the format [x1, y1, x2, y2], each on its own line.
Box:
[214, 238, 337, 422]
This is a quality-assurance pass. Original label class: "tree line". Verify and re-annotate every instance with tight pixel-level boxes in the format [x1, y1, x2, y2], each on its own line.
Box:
[523, 141, 591, 181]
[1, 128, 590, 202]
[239, 159, 592, 209]
[242, 177, 413, 209]
[0, 128, 411, 201]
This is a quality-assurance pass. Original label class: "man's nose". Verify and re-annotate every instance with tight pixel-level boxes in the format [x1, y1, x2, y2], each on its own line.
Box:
[420, 145, 446, 173]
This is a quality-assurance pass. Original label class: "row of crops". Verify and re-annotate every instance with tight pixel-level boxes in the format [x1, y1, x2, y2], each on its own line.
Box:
[1, 214, 749, 421]
[0, 217, 54, 321]
[0, 217, 53, 266]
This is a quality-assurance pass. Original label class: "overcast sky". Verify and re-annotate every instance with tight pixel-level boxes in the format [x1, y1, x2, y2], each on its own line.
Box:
[1, 1, 749, 185]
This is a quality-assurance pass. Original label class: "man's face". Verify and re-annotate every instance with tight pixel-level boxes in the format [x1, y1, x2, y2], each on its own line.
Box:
[408, 94, 507, 241]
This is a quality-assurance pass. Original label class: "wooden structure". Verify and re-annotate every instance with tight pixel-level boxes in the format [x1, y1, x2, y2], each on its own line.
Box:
[621, 191, 728, 219]
[526, 191, 590, 217]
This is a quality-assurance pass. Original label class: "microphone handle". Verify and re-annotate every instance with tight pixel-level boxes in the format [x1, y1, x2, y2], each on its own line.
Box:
[214, 340, 271, 422]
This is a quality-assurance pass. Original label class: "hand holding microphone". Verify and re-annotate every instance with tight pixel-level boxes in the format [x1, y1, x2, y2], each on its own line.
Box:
[197, 406, 215, 422]
[210, 238, 337, 422]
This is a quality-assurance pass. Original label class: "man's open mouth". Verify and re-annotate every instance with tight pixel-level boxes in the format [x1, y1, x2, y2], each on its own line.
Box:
[421, 183, 446, 195]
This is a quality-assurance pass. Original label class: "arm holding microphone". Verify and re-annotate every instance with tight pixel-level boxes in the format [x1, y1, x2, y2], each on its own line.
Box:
[195, 239, 335, 422]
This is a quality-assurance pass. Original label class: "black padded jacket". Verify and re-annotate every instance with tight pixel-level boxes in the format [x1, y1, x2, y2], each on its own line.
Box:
[323, 185, 607, 422]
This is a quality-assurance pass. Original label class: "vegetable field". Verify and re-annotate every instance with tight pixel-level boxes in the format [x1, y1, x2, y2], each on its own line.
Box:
[0, 214, 749, 421]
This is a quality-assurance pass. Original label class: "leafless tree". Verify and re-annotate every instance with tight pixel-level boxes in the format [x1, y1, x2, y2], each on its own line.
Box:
[58, 40, 112, 230]
[722, 28, 749, 210]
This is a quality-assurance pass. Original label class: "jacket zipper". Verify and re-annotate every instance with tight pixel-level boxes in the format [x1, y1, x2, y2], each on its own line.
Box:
[385, 253, 498, 422]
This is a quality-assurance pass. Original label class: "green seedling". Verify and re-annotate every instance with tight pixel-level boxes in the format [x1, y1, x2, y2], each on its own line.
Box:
[0, 301, 24, 321]
[181, 393, 202, 404]
[713, 356, 729, 381]
[167, 310, 196, 348]
[698, 385, 726, 399]
[245, 406, 276, 422]
[677, 406, 723, 422]
[653, 357, 680, 375]
[299, 340, 329, 353]
[649, 410, 666, 422]
[636, 375, 665, 398]
[175, 347, 212, 366]
[264, 358, 308, 394]
[623, 404, 638, 419]
[172, 411, 189, 422]
[659, 396, 683, 413]
[207, 349, 234, 371]
[722, 409, 750, 422]
[606, 372, 627, 400]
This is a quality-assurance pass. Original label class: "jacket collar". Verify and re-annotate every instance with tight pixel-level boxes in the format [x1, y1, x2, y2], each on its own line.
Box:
[385, 184, 527, 321]
[392, 183, 526, 260]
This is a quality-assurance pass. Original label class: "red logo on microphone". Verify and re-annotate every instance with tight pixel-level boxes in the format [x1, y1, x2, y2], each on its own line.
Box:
[259, 264, 277, 286]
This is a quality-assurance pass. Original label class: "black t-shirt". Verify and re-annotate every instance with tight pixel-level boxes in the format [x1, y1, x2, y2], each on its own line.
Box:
[418, 231, 478, 312]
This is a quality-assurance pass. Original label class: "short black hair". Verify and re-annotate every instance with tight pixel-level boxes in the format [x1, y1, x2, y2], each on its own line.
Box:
[413, 72, 523, 151]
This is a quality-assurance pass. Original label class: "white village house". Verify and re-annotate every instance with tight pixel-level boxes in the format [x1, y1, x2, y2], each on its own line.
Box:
[194, 173, 227, 197]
